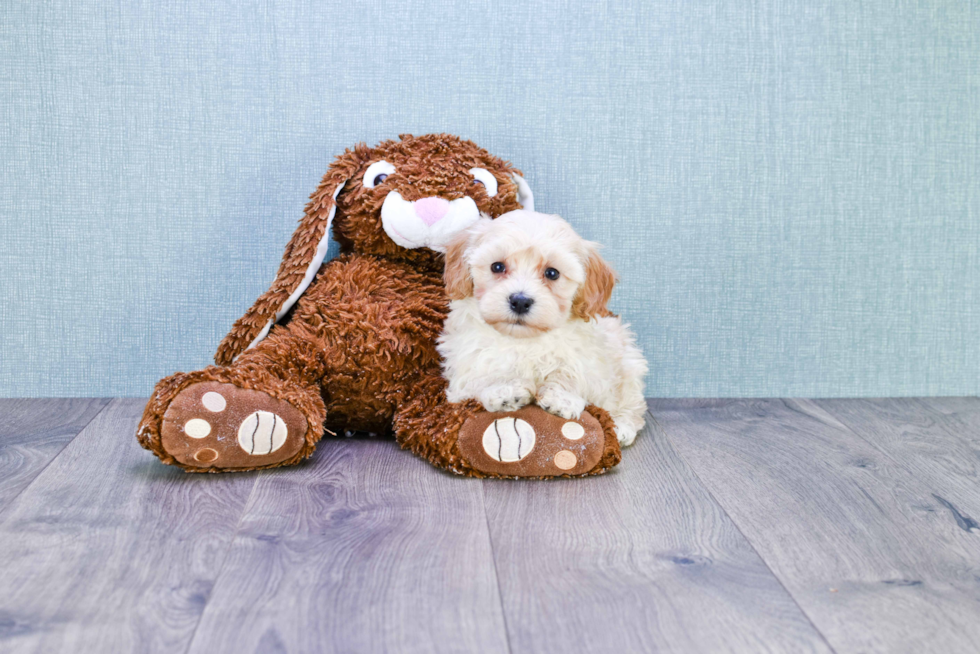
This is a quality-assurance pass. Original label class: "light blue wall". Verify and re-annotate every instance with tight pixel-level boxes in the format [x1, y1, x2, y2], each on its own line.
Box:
[1, 0, 978, 398]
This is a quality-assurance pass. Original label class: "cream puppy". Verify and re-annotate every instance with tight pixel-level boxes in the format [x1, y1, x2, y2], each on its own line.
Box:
[438, 210, 648, 446]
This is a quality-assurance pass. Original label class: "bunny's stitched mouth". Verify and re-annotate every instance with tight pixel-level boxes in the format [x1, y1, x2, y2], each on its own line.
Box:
[386, 223, 410, 243]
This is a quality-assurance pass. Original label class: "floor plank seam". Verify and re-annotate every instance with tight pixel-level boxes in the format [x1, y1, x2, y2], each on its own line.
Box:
[180, 471, 262, 654]
[479, 479, 516, 654]
[0, 397, 113, 521]
[645, 408, 840, 654]
[802, 399, 937, 474]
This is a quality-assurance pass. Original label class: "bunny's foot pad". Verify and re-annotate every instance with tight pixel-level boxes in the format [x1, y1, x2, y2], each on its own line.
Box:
[160, 382, 308, 470]
[458, 406, 606, 477]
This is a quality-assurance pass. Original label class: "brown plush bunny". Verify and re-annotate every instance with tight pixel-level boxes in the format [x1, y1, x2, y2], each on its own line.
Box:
[137, 134, 622, 477]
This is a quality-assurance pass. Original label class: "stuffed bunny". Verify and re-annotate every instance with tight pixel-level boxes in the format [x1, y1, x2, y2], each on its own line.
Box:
[137, 134, 622, 477]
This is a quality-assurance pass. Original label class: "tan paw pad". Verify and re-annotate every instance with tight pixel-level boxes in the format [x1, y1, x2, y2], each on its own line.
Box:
[194, 448, 219, 463]
[553, 450, 578, 470]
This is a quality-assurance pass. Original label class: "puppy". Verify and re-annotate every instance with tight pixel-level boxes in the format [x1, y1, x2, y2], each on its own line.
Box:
[437, 210, 648, 446]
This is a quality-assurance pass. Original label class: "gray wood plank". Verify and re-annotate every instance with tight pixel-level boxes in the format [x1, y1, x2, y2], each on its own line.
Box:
[483, 414, 833, 654]
[916, 397, 980, 433]
[0, 398, 110, 513]
[914, 397, 980, 449]
[650, 398, 980, 654]
[0, 399, 256, 654]
[186, 437, 510, 654]
[813, 398, 980, 524]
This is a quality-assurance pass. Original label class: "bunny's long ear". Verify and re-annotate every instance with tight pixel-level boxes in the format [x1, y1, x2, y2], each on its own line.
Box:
[214, 147, 368, 365]
[511, 173, 534, 211]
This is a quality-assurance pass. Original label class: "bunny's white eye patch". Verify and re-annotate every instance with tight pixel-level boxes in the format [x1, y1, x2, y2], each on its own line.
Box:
[469, 168, 498, 197]
[363, 160, 396, 188]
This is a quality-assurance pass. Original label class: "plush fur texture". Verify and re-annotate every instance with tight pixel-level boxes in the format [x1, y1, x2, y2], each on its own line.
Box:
[438, 211, 649, 445]
[136, 134, 624, 476]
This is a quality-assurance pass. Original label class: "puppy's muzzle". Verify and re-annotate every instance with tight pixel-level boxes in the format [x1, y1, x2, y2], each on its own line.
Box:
[508, 293, 535, 316]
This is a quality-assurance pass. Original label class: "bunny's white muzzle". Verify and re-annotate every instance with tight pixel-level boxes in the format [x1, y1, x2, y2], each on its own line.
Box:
[381, 192, 481, 253]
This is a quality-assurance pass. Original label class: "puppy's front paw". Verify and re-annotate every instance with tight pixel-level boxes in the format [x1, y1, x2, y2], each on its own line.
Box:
[616, 425, 638, 447]
[481, 383, 533, 413]
[535, 386, 586, 420]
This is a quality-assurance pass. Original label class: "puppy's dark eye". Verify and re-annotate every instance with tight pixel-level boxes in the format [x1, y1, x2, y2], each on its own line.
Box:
[544, 267, 560, 280]
[491, 262, 506, 274]
[373, 174, 388, 186]
[472, 179, 484, 187]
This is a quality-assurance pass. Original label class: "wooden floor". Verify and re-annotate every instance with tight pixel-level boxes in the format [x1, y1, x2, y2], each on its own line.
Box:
[1, 398, 979, 653]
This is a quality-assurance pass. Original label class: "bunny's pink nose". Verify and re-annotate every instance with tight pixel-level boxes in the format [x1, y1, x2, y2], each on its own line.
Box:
[414, 197, 450, 226]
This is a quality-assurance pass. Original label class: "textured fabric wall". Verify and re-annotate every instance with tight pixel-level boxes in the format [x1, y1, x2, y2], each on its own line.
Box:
[1, 1, 978, 398]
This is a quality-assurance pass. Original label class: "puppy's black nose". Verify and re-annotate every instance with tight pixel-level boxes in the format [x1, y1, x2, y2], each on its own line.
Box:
[508, 293, 535, 315]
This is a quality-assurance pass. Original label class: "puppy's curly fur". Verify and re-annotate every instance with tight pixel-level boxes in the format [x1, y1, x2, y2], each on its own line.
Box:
[439, 211, 648, 445]
[136, 135, 625, 476]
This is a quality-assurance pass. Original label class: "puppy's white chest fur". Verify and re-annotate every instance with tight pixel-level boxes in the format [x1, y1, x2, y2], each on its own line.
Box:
[438, 297, 624, 404]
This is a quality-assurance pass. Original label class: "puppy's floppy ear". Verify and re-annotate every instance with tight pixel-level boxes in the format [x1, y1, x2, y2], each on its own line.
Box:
[572, 243, 618, 320]
[443, 229, 474, 300]
[215, 145, 370, 365]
